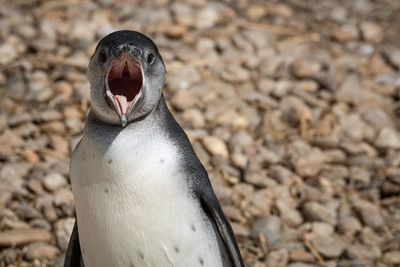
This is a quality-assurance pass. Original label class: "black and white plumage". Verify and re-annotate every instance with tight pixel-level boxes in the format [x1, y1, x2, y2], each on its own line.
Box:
[64, 30, 244, 267]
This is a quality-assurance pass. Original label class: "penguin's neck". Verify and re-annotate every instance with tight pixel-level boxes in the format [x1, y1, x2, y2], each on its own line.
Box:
[86, 96, 167, 141]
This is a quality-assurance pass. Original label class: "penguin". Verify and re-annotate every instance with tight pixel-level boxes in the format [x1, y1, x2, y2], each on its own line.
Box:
[64, 30, 244, 267]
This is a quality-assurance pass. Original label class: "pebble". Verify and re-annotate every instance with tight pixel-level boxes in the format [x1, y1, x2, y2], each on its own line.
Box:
[361, 108, 393, 129]
[171, 90, 198, 110]
[63, 106, 82, 121]
[266, 249, 289, 267]
[40, 121, 67, 133]
[288, 264, 317, 267]
[0, 165, 25, 194]
[375, 128, 400, 149]
[383, 48, 400, 69]
[292, 59, 321, 79]
[353, 199, 385, 230]
[367, 53, 393, 76]
[53, 188, 74, 207]
[24, 242, 60, 261]
[345, 244, 381, 261]
[332, 24, 359, 43]
[288, 141, 325, 178]
[49, 135, 70, 156]
[0, 42, 18, 65]
[0, 229, 52, 247]
[231, 152, 248, 169]
[303, 202, 337, 225]
[17, 203, 42, 220]
[311, 234, 346, 258]
[30, 219, 51, 231]
[323, 149, 346, 163]
[360, 21, 383, 43]
[69, 20, 95, 47]
[246, 5, 267, 21]
[341, 114, 374, 142]
[221, 65, 251, 82]
[0, 130, 24, 156]
[289, 250, 315, 263]
[55, 218, 75, 251]
[312, 222, 334, 237]
[383, 251, 400, 265]
[0, 114, 7, 133]
[251, 216, 282, 247]
[202, 136, 229, 159]
[276, 200, 303, 226]
[11, 23, 36, 39]
[338, 216, 362, 234]
[42, 173, 67, 192]
[360, 227, 383, 246]
[336, 74, 363, 104]
[9, 112, 32, 127]
[349, 166, 371, 188]
[231, 223, 251, 237]
[171, 2, 194, 26]
[168, 67, 201, 91]
[52, 256, 65, 267]
[280, 96, 312, 127]
[22, 149, 40, 165]
[270, 3, 293, 18]
[195, 4, 220, 29]
[182, 108, 205, 128]
[230, 131, 253, 150]
[2, 249, 16, 264]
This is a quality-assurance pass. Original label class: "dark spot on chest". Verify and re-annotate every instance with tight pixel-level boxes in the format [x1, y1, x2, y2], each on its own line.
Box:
[138, 251, 144, 259]
[199, 257, 204, 265]
[160, 158, 164, 163]
[191, 224, 196, 232]
[104, 188, 109, 194]
[107, 159, 113, 164]
[174, 246, 179, 253]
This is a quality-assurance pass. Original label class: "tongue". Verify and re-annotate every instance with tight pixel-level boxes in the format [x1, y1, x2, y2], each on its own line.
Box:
[115, 95, 128, 115]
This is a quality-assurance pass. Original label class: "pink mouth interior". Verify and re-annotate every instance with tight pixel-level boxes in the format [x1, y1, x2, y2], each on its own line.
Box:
[107, 61, 143, 114]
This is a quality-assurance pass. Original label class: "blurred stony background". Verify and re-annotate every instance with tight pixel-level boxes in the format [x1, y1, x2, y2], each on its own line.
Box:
[1, 0, 400, 266]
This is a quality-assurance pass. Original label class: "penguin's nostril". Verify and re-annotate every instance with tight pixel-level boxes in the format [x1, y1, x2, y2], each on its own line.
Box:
[122, 45, 130, 53]
[131, 47, 141, 57]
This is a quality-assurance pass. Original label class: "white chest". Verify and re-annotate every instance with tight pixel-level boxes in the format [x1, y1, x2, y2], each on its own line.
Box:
[70, 131, 228, 267]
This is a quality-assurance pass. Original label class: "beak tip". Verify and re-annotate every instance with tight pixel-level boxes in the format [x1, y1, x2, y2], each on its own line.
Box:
[120, 114, 128, 127]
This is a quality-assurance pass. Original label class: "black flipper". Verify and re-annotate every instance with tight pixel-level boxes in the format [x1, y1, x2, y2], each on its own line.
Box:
[64, 221, 85, 267]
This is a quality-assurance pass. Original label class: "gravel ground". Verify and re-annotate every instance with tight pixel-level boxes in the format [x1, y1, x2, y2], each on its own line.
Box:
[1, 0, 400, 266]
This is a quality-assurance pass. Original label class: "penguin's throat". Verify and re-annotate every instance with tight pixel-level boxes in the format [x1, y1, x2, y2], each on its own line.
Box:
[106, 57, 143, 118]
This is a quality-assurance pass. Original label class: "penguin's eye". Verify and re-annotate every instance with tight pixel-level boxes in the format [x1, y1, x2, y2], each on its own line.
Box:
[98, 50, 107, 64]
[147, 53, 155, 64]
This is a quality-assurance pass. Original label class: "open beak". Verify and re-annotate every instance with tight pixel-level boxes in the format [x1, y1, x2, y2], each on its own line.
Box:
[105, 52, 144, 126]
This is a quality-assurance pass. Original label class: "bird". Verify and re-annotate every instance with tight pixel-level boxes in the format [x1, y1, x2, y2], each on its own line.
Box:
[64, 30, 245, 267]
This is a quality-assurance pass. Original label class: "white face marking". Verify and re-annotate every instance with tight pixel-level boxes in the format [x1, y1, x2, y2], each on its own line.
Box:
[70, 126, 231, 267]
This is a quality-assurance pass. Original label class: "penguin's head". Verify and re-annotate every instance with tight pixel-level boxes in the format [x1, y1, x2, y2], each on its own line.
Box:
[88, 30, 166, 126]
